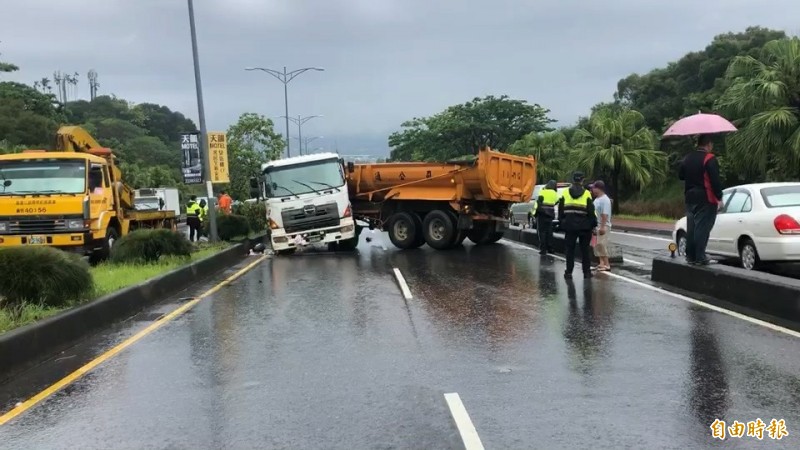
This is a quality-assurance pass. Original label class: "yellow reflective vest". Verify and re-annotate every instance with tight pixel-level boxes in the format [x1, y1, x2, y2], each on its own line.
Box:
[186, 202, 201, 217]
[561, 189, 592, 213]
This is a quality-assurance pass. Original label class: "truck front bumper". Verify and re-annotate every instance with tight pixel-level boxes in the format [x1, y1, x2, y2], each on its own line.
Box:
[270, 218, 356, 251]
[0, 232, 93, 253]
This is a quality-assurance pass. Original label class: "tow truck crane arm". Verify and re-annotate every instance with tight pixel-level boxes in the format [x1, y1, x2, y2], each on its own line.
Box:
[54, 125, 135, 210]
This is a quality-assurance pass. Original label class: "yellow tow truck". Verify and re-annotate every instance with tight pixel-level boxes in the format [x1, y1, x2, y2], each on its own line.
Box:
[0, 126, 177, 262]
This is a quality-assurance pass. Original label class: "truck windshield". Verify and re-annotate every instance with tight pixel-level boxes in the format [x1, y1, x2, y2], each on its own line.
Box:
[0, 160, 86, 195]
[265, 159, 344, 197]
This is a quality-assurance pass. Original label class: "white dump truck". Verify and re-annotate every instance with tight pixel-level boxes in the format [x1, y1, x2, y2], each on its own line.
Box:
[250, 152, 357, 254]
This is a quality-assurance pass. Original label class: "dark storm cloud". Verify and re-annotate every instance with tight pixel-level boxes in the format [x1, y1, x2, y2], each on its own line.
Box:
[3, 0, 799, 155]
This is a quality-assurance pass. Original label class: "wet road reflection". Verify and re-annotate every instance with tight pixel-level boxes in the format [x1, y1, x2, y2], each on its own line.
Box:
[0, 236, 798, 449]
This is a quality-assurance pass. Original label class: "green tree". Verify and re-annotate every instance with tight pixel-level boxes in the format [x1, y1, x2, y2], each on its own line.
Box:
[571, 107, 667, 213]
[0, 43, 19, 74]
[616, 27, 787, 132]
[715, 37, 800, 181]
[225, 113, 285, 200]
[0, 82, 61, 147]
[508, 131, 570, 182]
[389, 95, 555, 161]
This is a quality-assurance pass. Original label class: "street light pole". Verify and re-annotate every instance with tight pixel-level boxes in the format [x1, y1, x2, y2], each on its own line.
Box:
[244, 66, 324, 158]
[282, 115, 322, 156]
[293, 136, 323, 155]
[186, 0, 218, 242]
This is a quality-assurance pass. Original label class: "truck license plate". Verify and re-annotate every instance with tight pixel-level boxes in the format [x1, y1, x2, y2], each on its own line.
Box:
[28, 235, 46, 245]
[308, 235, 322, 243]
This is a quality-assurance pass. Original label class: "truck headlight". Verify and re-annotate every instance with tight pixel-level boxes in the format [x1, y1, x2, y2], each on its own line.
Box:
[66, 219, 84, 230]
[0, 222, 7, 232]
[341, 225, 354, 233]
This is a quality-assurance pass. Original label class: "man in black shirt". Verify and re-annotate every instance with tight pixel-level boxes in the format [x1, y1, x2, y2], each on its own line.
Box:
[678, 134, 724, 265]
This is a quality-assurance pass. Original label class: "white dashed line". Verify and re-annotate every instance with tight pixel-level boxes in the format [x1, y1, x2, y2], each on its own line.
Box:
[393, 268, 413, 300]
[500, 239, 800, 339]
[444, 393, 485, 450]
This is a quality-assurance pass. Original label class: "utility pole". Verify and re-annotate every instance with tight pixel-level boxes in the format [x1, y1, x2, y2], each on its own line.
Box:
[245, 66, 324, 158]
[186, 0, 218, 242]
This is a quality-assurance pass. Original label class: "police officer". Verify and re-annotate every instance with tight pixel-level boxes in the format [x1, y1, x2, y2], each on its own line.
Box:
[186, 195, 202, 242]
[557, 172, 597, 279]
[198, 198, 209, 238]
[535, 179, 558, 255]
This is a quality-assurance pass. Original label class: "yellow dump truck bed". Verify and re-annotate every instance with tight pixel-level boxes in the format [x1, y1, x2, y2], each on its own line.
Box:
[347, 147, 536, 204]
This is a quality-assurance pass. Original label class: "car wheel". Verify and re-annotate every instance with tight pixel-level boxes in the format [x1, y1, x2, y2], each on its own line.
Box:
[676, 231, 687, 256]
[738, 238, 761, 270]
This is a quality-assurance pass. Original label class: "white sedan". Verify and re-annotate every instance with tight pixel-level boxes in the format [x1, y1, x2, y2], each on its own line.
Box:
[672, 182, 800, 270]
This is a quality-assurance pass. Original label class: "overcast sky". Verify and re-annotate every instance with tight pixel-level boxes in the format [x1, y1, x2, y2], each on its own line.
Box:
[3, 0, 799, 155]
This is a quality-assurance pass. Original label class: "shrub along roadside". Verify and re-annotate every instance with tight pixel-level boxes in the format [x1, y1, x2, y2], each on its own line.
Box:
[0, 242, 228, 334]
[111, 229, 193, 264]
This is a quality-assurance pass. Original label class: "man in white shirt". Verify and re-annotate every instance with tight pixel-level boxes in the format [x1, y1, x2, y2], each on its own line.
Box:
[591, 181, 612, 271]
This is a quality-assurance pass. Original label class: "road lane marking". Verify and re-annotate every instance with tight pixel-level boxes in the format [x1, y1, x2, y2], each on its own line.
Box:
[0, 255, 268, 426]
[601, 271, 800, 338]
[444, 393, 485, 450]
[393, 268, 413, 300]
[623, 258, 646, 266]
[501, 239, 800, 339]
[611, 230, 672, 242]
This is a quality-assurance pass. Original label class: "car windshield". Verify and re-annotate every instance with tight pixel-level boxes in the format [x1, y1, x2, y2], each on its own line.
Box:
[760, 185, 800, 208]
[264, 158, 344, 197]
[0, 159, 86, 195]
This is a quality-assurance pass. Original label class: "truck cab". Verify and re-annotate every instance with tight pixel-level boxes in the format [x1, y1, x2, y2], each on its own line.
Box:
[0, 126, 176, 262]
[251, 153, 356, 254]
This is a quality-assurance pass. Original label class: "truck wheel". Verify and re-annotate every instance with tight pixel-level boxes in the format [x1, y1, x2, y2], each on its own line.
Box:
[467, 222, 493, 245]
[446, 210, 467, 248]
[422, 210, 457, 250]
[388, 212, 424, 249]
[487, 231, 505, 244]
[91, 228, 119, 264]
[337, 235, 359, 251]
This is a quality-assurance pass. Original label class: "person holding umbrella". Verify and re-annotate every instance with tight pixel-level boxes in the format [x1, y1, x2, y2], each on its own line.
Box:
[663, 112, 736, 265]
[678, 134, 723, 265]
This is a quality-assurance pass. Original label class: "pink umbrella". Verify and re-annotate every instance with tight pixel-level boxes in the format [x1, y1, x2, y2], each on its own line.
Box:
[662, 112, 737, 137]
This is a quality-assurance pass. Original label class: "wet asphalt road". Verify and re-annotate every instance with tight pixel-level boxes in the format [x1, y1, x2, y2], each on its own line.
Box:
[1, 231, 799, 449]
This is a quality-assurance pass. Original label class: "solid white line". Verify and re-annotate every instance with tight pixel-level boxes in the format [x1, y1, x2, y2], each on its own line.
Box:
[393, 268, 413, 300]
[500, 239, 800, 338]
[601, 270, 800, 338]
[623, 258, 646, 266]
[444, 393, 485, 450]
[612, 230, 672, 242]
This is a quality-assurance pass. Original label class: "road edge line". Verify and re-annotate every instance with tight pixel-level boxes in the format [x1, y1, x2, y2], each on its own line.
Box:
[444, 392, 485, 450]
[501, 239, 800, 339]
[0, 255, 268, 426]
[393, 268, 413, 300]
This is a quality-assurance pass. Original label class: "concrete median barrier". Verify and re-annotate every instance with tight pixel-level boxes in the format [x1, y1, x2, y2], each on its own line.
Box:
[651, 256, 800, 329]
[503, 227, 623, 264]
[0, 236, 266, 380]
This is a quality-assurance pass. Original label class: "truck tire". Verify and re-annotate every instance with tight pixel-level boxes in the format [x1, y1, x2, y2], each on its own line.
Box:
[487, 231, 505, 244]
[422, 210, 457, 250]
[446, 210, 467, 248]
[467, 222, 493, 245]
[91, 227, 119, 264]
[388, 212, 424, 249]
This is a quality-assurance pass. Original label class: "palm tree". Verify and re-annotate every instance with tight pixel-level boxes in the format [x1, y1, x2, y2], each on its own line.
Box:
[508, 131, 570, 182]
[570, 107, 667, 213]
[715, 37, 800, 181]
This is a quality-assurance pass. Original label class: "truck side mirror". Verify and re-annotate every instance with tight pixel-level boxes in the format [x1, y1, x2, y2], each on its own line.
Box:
[347, 161, 355, 173]
[248, 177, 260, 200]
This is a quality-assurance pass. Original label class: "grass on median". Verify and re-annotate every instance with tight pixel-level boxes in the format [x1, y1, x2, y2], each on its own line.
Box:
[0, 242, 229, 334]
